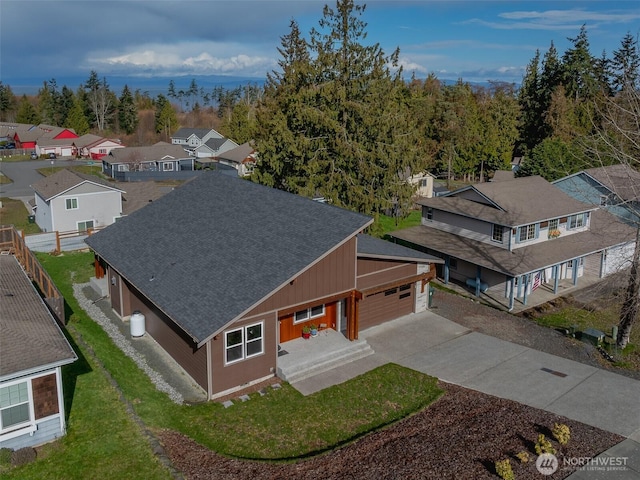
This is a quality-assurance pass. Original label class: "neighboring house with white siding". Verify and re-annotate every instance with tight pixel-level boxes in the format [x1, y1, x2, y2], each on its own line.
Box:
[31, 169, 124, 233]
[391, 175, 636, 310]
[0, 255, 77, 450]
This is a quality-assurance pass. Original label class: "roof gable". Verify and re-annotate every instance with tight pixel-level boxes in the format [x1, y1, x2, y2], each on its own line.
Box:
[85, 173, 372, 343]
[31, 169, 124, 200]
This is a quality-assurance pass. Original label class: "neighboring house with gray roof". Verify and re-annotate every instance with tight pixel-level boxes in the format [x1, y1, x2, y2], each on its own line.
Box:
[391, 175, 636, 310]
[0, 255, 77, 449]
[193, 136, 239, 159]
[101, 143, 194, 180]
[31, 169, 124, 233]
[553, 163, 640, 227]
[85, 172, 441, 399]
[214, 142, 256, 176]
[171, 127, 223, 153]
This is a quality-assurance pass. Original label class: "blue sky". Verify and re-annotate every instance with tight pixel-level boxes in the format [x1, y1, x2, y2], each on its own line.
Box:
[1, 1, 639, 93]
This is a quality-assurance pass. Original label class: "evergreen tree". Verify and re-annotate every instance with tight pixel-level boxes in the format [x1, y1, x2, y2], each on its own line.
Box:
[16, 95, 40, 124]
[155, 94, 178, 140]
[118, 85, 139, 134]
[517, 50, 543, 153]
[0, 82, 17, 122]
[611, 32, 640, 91]
[37, 79, 62, 126]
[66, 95, 90, 136]
[562, 25, 599, 101]
[60, 85, 75, 126]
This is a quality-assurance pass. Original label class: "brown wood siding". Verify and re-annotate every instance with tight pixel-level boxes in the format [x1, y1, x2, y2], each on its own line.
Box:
[357, 259, 417, 291]
[245, 238, 356, 317]
[127, 285, 208, 390]
[32, 373, 59, 419]
[359, 284, 414, 330]
[279, 302, 337, 342]
[210, 313, 277, 396]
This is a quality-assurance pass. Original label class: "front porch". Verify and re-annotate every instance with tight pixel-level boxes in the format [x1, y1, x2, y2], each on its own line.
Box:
[276, 328, 374, 384]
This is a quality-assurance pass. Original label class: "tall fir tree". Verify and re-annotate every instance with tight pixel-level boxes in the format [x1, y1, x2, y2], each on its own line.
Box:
[611, 32, 640, 91]
[66, 95, 90, 136]
[118, 85, 139, 134]
[16, 95, 40, 124]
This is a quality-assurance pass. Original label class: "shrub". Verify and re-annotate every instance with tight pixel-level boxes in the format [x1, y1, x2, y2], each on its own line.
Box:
[495, 458, 515, 480]
[535, 434, 556, 455]
[516, 451, 530, 463]
[552, 423, 571, 445]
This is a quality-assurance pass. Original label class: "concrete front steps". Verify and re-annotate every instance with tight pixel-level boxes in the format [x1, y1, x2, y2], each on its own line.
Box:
[276, 329, 374, 384]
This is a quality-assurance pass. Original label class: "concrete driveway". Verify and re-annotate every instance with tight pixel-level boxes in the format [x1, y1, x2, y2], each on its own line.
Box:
[360, 313, 640, 441]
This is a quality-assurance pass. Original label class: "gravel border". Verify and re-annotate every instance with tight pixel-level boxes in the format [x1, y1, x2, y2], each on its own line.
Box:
[73, 283, 185, 404]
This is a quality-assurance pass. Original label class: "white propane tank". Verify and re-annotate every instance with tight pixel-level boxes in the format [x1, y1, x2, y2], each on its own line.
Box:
[130, 311, 146, 337]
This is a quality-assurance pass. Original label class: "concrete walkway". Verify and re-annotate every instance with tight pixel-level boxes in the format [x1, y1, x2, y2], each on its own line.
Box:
[292, 311, 640, 479]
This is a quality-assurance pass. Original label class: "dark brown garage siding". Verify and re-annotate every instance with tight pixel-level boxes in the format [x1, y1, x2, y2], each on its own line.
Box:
[358, 284, 413, 330]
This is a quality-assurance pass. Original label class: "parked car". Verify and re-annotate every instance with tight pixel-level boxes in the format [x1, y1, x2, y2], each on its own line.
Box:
[48, 153, 57, 159]
[30, 152, 38, 160]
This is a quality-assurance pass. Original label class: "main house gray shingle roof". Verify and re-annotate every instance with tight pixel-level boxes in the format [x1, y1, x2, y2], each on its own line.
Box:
[85, 172, 373, 344]
[418, 175, 596, 226]
[357, 234, 443, 264]
[0, 255, 77, 380]
[104, 144, 189, 164]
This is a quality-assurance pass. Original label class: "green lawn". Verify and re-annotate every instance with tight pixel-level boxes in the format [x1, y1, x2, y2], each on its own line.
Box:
[0, 197, 41, 234]
[2, 251, 443, 477]
[378, 210, 422, 236]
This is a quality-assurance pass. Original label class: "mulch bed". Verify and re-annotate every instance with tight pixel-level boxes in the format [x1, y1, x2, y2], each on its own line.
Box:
[158, 382, 623, 480]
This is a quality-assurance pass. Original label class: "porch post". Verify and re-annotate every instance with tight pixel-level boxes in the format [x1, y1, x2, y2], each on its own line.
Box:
[572, 258, 578, 285]
[553, 265, 559, 293]
[444, 256, 450, 284]
[523, 274, 529, 306]
[475, 265, 482, 297]
[508, 276, 515, 310]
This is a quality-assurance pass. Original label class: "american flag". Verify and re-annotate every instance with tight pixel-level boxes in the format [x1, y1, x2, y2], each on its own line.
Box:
[532, 272, 541, 291]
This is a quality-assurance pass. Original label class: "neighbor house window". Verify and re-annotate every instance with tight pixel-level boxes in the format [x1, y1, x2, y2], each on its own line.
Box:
[77, 220, 94, 232]
[426, 207, 433, 221]
[225, 322, 263, 365]
[491, 224, 503, 243]
[162, 162, 174, 171]
[117, 164, 129, 172]
[518, 223, 536, 242]
[0, 381, 31, 432]
[449, 257, 458, 270]
[65, 198, 78, 210]
[569, 213, 587, 229]
[294, 305, 325, 324]
[548, 218, 559, 231]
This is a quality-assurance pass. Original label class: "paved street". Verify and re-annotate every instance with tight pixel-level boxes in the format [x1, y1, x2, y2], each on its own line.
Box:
[0, 158, 79, 198]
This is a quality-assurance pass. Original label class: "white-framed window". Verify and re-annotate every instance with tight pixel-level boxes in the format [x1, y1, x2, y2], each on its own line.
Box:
[294, 304, 325, 324]
[0, 380, 32, 433]
[518, 223, 537, 242]
[569, 213, 588, 229]
[491, 224, 503, 243]
[224, 322, 263, 365]
[117, 164, 129, 172]
[65, 198, 78, 210]
[77, 220, 94, 232]
[162, 162, 174, 171]
[548, 218, 559, 231]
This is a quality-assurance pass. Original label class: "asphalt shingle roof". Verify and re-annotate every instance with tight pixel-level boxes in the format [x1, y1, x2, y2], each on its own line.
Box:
[0, 255, 76, 380]
[418, 176, 595, 226]
[31, 168, 123, 200]
[356, 234, 443, 263]
[85, 172, 372, 344]
[584, 164, 640, 202]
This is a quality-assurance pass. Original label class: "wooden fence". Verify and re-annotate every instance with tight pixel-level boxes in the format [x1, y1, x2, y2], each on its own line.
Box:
[0, 225, 65, 324]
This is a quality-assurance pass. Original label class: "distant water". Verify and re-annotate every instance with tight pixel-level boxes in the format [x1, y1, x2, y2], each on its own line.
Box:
[6, 74, 266, 97]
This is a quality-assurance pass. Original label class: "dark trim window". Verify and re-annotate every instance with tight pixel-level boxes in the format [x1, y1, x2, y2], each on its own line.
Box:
[225, 322, 263, 365]
[426, 207, 433, 221]
[491, 224, 503, 243]
[65, 198, 78, 210]
[294, 305, 325, 324]
[449, 257, 458, 269]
